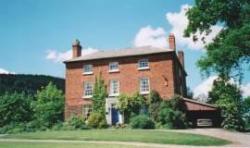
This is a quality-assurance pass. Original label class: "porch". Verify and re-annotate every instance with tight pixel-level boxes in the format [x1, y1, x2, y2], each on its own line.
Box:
[105, 97, 123, 125]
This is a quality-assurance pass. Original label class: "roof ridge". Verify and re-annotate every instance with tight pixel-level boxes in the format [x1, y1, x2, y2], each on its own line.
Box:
[65, 46, 173, 63]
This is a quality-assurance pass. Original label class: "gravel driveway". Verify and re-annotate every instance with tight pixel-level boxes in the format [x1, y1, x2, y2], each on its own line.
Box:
[171, 128, 250, 147]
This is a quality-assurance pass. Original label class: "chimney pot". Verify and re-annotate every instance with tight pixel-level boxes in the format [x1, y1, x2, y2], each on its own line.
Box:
[72, 39, 82, 58]
[168, 33, 176, 51]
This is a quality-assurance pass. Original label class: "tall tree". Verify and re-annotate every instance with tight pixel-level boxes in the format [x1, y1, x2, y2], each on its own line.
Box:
[185, 0, 250, 81]
[185, 0, 250, 130]
[33, 82, 64, 128]
[0, 92, 32, 127]
[208, 79, 245, 130]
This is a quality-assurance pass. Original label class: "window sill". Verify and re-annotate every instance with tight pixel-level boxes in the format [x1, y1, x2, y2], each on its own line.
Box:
[82, 95, 92, 99]
[109, 70, 120, 73]
[138, 67, 150, 71]
[82, 72, 93, 75]
[140, 92, 149, 95]
[109, 94, 119, 97]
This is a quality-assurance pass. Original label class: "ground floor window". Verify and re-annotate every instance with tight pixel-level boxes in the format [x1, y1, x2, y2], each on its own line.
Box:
[140, 77, 150, 94]
[82, 104, 92, 119]
[84, 82, 93, 97]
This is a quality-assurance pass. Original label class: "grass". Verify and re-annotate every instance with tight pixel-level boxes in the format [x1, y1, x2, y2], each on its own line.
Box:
[1, 129, 230, 146]
[0, 142, 142, 148]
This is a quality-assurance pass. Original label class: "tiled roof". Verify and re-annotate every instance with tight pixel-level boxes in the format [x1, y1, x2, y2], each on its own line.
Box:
[64, 46, 174, 62]
[183, 98, 217, 108]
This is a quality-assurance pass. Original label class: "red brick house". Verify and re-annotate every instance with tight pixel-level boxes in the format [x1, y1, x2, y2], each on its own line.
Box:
[64, 34, 220, 126]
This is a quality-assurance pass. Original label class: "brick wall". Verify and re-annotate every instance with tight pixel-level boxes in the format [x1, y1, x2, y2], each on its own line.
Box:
[65, 52, 186, 119]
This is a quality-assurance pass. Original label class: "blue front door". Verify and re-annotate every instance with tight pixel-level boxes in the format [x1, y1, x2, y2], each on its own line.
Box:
[111, 106, 119, 125]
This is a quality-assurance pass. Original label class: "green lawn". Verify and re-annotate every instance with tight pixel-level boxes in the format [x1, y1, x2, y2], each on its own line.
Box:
[0, 142, 142, 148]
[1, 129, 230, 146]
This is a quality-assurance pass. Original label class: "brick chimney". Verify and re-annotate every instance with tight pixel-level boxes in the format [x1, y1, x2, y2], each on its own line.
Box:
[178, 50, 184, 68]
[72, 39, 82, 58]
[168, 33, 176, 51]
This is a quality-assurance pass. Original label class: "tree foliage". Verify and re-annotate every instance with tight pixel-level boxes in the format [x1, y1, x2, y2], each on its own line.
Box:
[209, 79, 245, 130]
[243, 96, 250, 126]
[33, 82, 64, 129]
[0, 82, 65, 133]
[0, 92, 32, 127]
[0, 74, 65, 95]
[185, 0, 250, 80]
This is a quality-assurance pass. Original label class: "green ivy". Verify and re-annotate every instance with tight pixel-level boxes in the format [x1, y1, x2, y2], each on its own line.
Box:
[92, 73, 108, 116]
[116, 92, 147, 123]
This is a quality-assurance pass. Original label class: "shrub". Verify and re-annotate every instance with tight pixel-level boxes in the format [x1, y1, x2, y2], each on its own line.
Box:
[87, 112, 108, 128]
[24, 122, 37, 132]
[0, 124, 13, 134]
[65, 116, 88, 130]
[169, 95, 186, 111]
[158, 97, 187, 129]
[117, 92, 148, 123]
[0, 123, 31, 134]
[159, 106, 174, 125]
[51, 122, 64, 131]
[8, 123, 27, 134]
[130, 115, 155, 129]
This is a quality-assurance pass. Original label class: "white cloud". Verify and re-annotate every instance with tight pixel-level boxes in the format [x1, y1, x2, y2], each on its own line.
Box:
[134, 25, 168, 48]
[46, 48, 99, 63]
[193, 76, 218, 101]
[166, 4, 222, 50]
[0, 68, 15, 74]
[193, 76, 250, 102]
[241, 83, 250, 97]
[46, 50, 71, 63]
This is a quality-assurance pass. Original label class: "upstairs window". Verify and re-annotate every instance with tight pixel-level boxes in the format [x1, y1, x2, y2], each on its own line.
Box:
[109, 80, 119, 96]
[138, 59, 149, 70]
[83, 64, 93, 74]
[140, 77, 150, 94]
[84, 82, 93, 98]
[109, 62, 119, 72]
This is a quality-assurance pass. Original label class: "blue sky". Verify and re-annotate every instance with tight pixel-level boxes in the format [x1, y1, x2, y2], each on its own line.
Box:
[0, 0, 249, 97]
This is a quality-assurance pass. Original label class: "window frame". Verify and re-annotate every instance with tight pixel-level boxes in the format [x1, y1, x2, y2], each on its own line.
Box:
[139, 77, 150, 94]
[138, 58, 149, 70]
[109, 62, 119, 72]
[83, 64, 93, 75]
[109, 80, 120, 96]
[83, 82, 93, 98]
[82, 104, 92, 119]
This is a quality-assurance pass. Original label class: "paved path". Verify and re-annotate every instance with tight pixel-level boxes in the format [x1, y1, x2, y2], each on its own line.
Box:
[0, 129, 249, 148]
